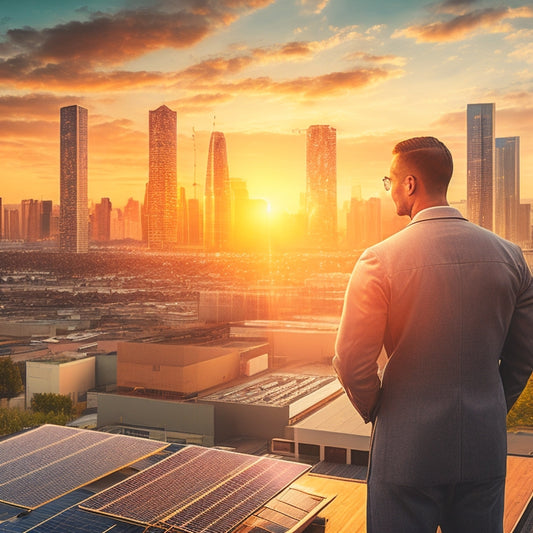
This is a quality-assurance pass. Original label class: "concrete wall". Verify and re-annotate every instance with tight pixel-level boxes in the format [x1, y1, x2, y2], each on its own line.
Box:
[26, 357, 95, 406]
[97, 393, 215, 446]
[95, 353, 117, 387]
[201, 401, 289, 443]
[269, 329, 336, 364]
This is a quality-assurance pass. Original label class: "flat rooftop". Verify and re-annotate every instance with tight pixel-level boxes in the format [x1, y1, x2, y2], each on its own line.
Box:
[201, 373, 338, 407]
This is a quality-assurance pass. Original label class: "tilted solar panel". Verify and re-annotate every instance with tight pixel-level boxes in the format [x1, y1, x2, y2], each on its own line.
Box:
[81, 445, 310, 533]
[0, 425, 167, 509]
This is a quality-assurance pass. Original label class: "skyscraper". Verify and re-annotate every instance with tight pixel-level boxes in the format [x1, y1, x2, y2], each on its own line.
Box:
[60, 105, 88, 253]
[148, 105, 177, 249]
[93, 197, 112, 241]
[467, 103, 495, 231]
[40, 200, 52, 240]
[204, 131, 231, 250]
[495, 137, 520, 242]
[306, 125, 337, 246]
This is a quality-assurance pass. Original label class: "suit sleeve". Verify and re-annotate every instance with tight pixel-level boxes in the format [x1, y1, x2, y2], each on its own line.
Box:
[499, 256, 533, 412]
[333, 249, 389, 423]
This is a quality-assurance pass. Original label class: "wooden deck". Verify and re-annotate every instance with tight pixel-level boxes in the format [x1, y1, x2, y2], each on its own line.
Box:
[291, 455, 532, 532]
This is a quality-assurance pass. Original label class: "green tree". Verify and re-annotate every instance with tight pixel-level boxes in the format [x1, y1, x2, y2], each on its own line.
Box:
[0, 357, 23, 399]
[507, 376, 533, 429]
[0, 408, 71, 437]
[31, 393, 73, 415]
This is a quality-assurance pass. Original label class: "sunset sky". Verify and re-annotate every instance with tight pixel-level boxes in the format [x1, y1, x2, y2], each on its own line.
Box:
[1, 0, 532, 215]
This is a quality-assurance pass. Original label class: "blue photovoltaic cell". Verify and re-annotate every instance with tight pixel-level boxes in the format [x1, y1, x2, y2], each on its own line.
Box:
[0, 425, 167, 509]
[81, 446, 309, 533]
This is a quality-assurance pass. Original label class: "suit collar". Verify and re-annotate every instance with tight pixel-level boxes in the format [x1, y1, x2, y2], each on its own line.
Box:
[408, 206, 466, 226]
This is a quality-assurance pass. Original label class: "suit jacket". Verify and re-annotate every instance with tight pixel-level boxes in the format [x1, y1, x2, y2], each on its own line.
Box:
[334, 206, 533, 485]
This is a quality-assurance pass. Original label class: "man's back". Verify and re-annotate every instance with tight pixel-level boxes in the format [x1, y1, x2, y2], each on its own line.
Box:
[363, 207, 532, 484]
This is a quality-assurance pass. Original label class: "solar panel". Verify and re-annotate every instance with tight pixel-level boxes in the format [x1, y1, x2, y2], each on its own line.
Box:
[0, 425, 167, 509]
[233, 487, 333, 533]
[81, 446, 309, 532]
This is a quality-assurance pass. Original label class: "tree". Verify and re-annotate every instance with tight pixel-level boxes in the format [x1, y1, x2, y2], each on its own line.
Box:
[0, 357, 23, 399]
[31, 393, 73, 415]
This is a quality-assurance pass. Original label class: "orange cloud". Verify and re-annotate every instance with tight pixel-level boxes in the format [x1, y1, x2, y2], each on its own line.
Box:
[0, 93, 89, 119]
[393, 6, 533, 43]
[0, 1, 275, 90]
[206, 67, 401, 98]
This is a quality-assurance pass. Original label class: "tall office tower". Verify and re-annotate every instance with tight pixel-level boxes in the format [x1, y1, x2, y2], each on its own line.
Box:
[494, 137, 520, 242]
[467, 103, 495, 231]
[40, 200, 52, 239]
[21, 199, 41, 242]
[188, 198, 201, 246]
[60, 105, 88, 253]
[147, 105, 177, 249]
[177, 187, 188, 244]
[110, 208, 124, 240]
[204, 131, 231, 250]
[4, 208, 20, 240]
[346, 196, 382, 249]
[94, 197, 112, 241]
[518, 203, 531, 245]
[306, 125, 337, 247]
[124, 197, 142, 240]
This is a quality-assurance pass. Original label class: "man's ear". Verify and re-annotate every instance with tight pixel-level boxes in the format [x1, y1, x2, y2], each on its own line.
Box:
[406, 175, 416, 196]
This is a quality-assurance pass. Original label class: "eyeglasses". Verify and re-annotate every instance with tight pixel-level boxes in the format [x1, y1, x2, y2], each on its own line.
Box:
[382, 176, 391, 191]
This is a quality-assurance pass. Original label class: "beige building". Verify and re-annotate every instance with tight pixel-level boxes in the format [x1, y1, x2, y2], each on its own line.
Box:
[26, 355, 95, 407]
[117, 340, 268, 396]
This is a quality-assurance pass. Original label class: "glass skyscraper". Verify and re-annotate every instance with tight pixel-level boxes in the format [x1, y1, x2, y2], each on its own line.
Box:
[467, 103, 495, 231]
[60, 105, 88, 253]
[306, 125, 337, 246]
[147, 105, 178, 249]
[495, 137, 520, 242]
[204, 131, 231, 250]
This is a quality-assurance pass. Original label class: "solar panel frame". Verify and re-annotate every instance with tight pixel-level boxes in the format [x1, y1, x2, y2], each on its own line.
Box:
[0, 425, 167, 509]
[81, 446, 310, 533]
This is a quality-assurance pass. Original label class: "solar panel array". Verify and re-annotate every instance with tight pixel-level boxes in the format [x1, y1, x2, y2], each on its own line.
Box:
[81, 445, 309, 532]
[234, 487, 332, 533]
[0, 425, 167, 509]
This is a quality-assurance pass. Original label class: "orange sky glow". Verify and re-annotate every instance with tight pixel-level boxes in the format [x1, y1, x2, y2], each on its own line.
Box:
[1, 0, 533, 215]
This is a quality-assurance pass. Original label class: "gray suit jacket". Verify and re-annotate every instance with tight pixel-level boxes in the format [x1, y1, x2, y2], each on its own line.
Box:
[334, 207, 533, 485]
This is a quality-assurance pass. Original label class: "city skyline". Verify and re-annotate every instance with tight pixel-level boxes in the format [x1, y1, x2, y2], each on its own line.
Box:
[1, 1, 532, 214]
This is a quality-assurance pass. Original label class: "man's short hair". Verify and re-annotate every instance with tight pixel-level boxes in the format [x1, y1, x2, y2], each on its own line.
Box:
[392, 136, 453, 193]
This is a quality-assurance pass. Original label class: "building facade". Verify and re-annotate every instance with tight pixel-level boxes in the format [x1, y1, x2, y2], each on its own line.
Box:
[147, 105, 178, 249]
[467, 103, 495, 231]
[60, 105, 89, 253]
[205, 131, 231, 250]
[495, 137, 520, 242]
[306, 125, 337, 247]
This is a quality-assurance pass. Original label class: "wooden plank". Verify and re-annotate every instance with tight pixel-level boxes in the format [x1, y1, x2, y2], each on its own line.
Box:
[291, 455, 532, 532]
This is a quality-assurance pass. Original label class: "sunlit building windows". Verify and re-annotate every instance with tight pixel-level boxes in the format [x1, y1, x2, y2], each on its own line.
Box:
[60, 105, 88, 253]
[148, 105, 178, 249]
[306, 125, 337, 248]
[467, 103, 495, 231]
[205, 131, 231, 250]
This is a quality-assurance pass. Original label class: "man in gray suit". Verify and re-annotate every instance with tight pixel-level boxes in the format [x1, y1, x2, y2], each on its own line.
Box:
[334, 137, 532, 532]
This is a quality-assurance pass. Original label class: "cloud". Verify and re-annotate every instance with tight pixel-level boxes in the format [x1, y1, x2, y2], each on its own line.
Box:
[299, 0, 331, 15]
[208, 67, 402, 99]
[436, 0, 480, 15]
[0, 93, 86, 118]
[0, 1, 275, 90]
[169, 93, 233, 114]
[344, 51, 406, 67]
[393, 6, 533, 43]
